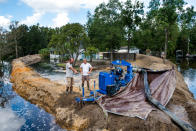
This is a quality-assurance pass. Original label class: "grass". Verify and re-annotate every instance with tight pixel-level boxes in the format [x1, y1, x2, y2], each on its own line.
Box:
[56, 63, 65, 68]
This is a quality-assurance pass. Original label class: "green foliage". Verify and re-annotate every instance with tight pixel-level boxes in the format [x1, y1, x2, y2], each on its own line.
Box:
[84, 46, 99, 61]
[190, 22, 196, 53]
[148, 0, 185, 57]
[176, 5, 196, 55]
[0, 27, 14, 61]
[39, 48, 50, 59]
[131, 0, 196, 57]
[85, 46, 99, 56]
[87, 0, 124, 53]
[121, 0, 144, 51]
[4, 23, 54, 59]
[1, 0, 196, 62]
[56, 63, 65, 68]
[49, 23, 88, 65]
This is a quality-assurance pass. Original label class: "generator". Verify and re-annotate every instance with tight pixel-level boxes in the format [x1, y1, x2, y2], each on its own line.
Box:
[97, 60, 133, 96]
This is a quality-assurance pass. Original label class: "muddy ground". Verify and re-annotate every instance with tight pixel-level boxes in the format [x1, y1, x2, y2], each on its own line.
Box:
[10, 54, 196, 131]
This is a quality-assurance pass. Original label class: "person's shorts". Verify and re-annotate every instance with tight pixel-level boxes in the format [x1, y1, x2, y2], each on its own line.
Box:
[66, 77, 73, 87]
[82, 75, 90, 81]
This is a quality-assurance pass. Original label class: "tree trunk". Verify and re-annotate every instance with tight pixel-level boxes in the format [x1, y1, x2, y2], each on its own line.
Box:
[187, 36, 190, 55]
[0, 49, 1, 63]
[60, 52, 63, 62]
[127, 33, 131, 53]
[163, 28, 168, 64]
[110, 49, 113, 62]
[128, 43, 130, 53]
[90, 54, 93, 62]
[73, 52, 79, 66]
[15, 36, 18, 58]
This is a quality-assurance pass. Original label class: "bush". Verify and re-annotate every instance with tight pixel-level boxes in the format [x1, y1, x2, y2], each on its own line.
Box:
[39, 48, 50, 59]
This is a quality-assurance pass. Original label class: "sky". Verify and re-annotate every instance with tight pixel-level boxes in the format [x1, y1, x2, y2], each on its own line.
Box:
[0, 0, 196, 29]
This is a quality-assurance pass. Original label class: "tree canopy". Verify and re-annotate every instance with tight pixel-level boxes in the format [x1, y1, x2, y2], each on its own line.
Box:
[49, 23, 88, 65]
[0, 0, 196, 62]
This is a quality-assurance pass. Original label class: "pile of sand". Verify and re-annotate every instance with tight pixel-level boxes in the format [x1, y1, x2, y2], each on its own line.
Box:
[10, 54, 196, 131]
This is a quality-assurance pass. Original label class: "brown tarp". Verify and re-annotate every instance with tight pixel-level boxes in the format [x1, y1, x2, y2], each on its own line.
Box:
[97, 69, 176, 120]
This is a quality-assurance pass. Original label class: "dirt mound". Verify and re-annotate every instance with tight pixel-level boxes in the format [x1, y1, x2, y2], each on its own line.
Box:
[10, 54, 196, 131]
[131, 54, 174, 70]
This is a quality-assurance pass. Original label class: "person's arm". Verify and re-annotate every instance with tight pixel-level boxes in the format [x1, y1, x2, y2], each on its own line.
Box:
[69, 65, 78, 74]
[88, 64, 93, 74]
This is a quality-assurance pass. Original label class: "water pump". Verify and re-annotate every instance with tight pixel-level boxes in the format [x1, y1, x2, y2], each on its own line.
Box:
[98, 60, 133, 96]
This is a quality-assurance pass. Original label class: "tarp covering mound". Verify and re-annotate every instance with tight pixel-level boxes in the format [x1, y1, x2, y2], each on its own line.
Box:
[97, 69, 176, 120]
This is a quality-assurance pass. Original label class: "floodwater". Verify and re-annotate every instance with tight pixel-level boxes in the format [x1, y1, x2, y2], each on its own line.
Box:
[0, 62, 65, 131]
[0, 58, 195, 131]
[31, 63, 100, 89]
[174, 58, 196, 99]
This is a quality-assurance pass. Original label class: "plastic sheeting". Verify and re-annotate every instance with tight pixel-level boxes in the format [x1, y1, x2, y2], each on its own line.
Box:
[97, 69, 176, 120]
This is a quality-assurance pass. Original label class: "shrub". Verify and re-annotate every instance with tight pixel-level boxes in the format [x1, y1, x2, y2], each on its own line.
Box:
[39, 48, 50, 59]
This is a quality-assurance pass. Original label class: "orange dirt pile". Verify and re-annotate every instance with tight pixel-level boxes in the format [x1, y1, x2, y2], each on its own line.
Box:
[10, 54, 196, 131]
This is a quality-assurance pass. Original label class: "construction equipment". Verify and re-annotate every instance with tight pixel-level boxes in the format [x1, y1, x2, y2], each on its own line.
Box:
[97, 60, 133, 96]
[75, 60, 133, 103]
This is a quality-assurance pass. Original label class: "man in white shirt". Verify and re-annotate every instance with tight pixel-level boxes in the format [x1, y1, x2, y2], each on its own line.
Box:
[66, 58, 78, 94]
[80, 59, 93, 90]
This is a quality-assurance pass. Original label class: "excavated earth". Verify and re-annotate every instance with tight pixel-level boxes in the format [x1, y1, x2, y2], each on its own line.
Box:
[10, 54, 196, 131]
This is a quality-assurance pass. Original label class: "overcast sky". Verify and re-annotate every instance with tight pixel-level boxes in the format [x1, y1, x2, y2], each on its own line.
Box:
[0, 0, 195, 28]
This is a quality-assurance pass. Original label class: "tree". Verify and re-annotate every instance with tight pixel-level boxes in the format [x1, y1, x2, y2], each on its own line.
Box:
[147, 0, 185, 61]
[190, 22, 196, 53]
[27, 24, 49, 54]
[85, 46, 99, 62]
[16, 24, 29, 56]
[177, 5, 196, 55]
[87, 0, 124, 61]
[39, 48, 50, 59]
[49, 23, 88, 65]
[6, 23, 52, 58]
[9, 21, 20, 58]
[132, 19, 165, 53]
[0, 27, 14, 62]
[121, 0, 144, 53]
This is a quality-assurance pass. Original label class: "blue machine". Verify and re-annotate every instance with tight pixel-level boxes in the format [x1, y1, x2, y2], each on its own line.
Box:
[75, 60, 133, 104]
[97, 60, 133, 96]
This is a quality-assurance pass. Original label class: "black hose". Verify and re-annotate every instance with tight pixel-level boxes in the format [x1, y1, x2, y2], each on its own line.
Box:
[142, 70, 195, 131]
